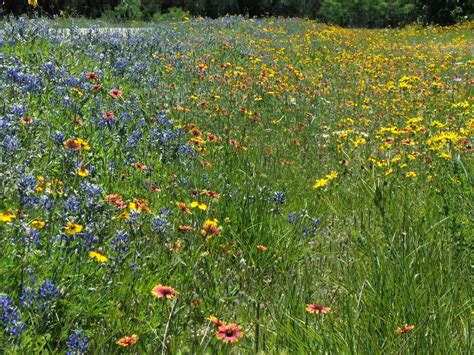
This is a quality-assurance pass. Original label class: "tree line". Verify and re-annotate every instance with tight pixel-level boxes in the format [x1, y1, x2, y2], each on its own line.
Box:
[1, 0, 472, 27]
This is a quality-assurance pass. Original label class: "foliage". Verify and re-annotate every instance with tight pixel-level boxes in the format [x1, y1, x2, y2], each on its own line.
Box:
[152, 7, 189, 22]
[417, 0, 473, 25]
[318, 0, 419, 27]
[111, 0, 143, 21]
[2, 0, 473, 27]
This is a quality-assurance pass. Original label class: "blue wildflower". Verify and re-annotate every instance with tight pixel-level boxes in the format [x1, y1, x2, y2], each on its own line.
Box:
[151, 216, 170, 234]
[18, 174, 36, 192]
[177, 144, 194, 156]
[20, 287, 36, 309]
[0, 295, 26, 337]
[2, 134, 20, 152]
[64, 196, 82, 215]
[23, 229, 41, 246]
[66, 330, 89, 355]
[111, 231, 129, 254]
[311, 218, 320, 227]
[52, 131, 64, 145]
[37, 280, 60, 308]
[10, 103, 25, 116]
[130, 262, 139, 270]
[80, 182, 103, 199]
[287, 212, 299, 223]
[273, 191, 286, 205]
[127, 130, 142, 149]
[159, 207, 173, 216]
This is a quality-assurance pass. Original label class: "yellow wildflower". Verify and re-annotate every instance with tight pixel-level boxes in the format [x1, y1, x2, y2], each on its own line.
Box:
[0, 211, 16, 223]
[119, 211, 130, 220]
[89, 251, 108, 263]
[191, 201, 207, 210]
[31, 220, 46, 229]
[313, 178, 329, 189]
[77, 167, 89, 177]
[326, 171, 338, 180]
[438, 153, 452, 160]
[204, 218, 219, 228]
[352, 136, 366, 147]
[65, 222, 83, 235]
[73, 88, 84, 96]
[75, 138, 90, 150]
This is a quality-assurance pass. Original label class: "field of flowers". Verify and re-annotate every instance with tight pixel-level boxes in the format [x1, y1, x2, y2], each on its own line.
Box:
[0, 17, 472, 353]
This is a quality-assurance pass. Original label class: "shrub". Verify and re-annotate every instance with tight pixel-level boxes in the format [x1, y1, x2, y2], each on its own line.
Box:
[112, 0, 143, 21]
[152, 6, 189, 22]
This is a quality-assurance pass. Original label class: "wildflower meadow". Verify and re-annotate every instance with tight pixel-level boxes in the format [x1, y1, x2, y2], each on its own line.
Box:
[0, 16, 472, 353]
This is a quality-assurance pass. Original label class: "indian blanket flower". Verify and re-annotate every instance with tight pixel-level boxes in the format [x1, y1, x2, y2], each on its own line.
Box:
[167, 241, 182, 252]
[117, 334, 138, 347]
[64, 139, 81, 150]
[135, 162, 147, 170]
[89, 251, 108, 263]
[151, 285, 178, 299]
[103, 111, 114, 121]
[178, 225, 195, 233]
[129, 199, 151, 213]
[20, 116, 33, 125]
[150, 183, 161, 193]
[65, 222, 83, 235]
[86, 71, 99, 81]
[396, 324, 415, 334]
[202, 189, 220, 199]
[216, 323, 243, 344]
[200, 219, 221, 239]
[106, 194, 127, 209]
[176, 202, 192, 214]
[306, 303, 331, 314]
[208, 315, 224, 327]
[204, 218, 218, 228]
[64, 138, 91, 151]
[109, 88, 123, 99]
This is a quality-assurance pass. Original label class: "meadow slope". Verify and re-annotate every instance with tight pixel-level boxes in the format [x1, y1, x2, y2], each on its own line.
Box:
[0, 17, 472, 353]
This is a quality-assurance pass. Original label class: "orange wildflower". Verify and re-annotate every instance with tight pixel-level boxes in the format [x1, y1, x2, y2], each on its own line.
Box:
[116, 335, 138, 347]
